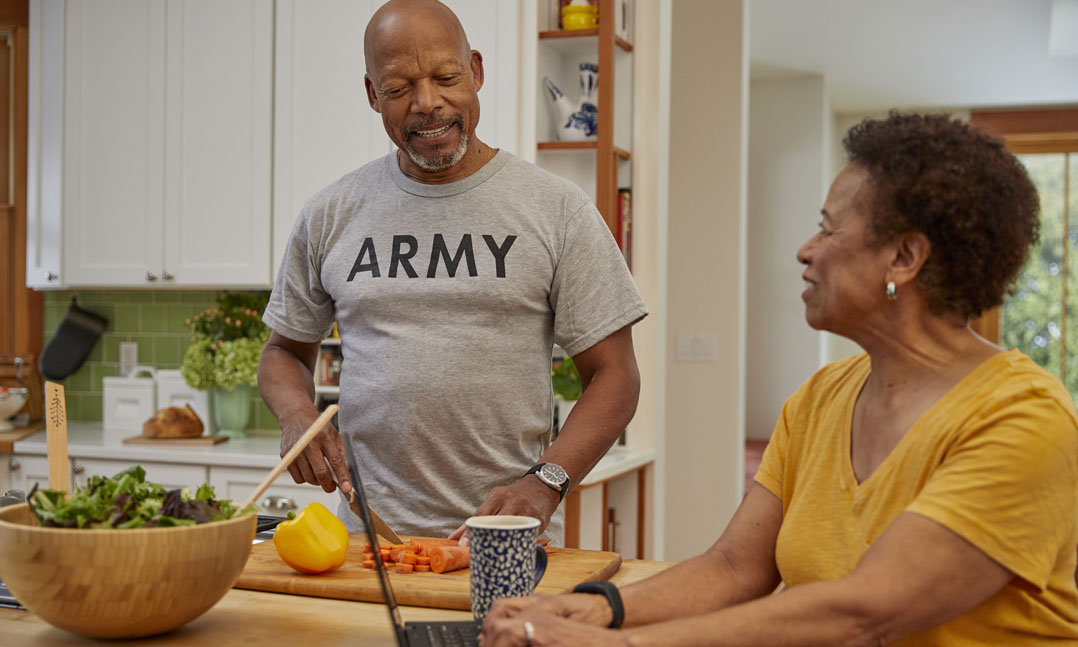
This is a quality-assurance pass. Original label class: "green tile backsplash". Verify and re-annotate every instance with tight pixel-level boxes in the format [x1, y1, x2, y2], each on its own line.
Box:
[43, 291, 277, 430]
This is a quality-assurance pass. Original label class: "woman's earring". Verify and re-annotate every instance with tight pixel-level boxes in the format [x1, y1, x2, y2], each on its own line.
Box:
[886, 281, 897, 301]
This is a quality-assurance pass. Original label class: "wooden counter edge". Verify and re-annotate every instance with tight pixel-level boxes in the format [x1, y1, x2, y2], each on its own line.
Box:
[0, 559, 675, 646]
[0, 421, 43, 454]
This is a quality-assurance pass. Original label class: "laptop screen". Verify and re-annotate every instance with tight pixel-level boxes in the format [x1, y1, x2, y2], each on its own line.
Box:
[343, 440, 406, 637]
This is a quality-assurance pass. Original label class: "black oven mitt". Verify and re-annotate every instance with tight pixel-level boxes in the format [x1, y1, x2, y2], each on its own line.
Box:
[38, 298, 109, 380]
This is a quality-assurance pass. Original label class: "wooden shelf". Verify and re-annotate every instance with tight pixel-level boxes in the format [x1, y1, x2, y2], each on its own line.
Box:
[538, 29, 632, 53]
[537, 141, 631, 160]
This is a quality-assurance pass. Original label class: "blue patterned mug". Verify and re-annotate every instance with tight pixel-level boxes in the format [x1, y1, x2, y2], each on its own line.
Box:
[466, 515, 549, 620]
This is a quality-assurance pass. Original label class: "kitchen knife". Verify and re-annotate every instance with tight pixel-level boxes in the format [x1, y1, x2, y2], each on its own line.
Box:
[352, 494, 405, 545]
[324, 456, 405, 544]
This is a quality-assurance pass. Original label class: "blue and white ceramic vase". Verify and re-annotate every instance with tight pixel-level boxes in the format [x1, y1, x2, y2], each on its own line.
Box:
[541, 61, 599, 142]
[465, 515, 549, 621]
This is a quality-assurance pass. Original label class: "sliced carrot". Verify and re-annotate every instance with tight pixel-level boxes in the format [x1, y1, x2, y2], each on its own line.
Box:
[414, 564, 431, 573]
[401, 553, 418, 565]
[538, 539, 549, 547]
[363, 541, 372, 552]
[395, 563, 414, 574]
[391, 544, 407, 551]
[363, 552, 374, 561]
[389, 548, 406, 563]
[429, 545, 470, 574]
[417, 555, 431, 566]
[362, 559, 375, 569]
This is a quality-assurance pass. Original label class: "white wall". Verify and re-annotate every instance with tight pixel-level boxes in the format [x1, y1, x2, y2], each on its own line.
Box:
[746, 76, 830, 440]
[662, 0, 748, 562]
[627, 0, 668, 560]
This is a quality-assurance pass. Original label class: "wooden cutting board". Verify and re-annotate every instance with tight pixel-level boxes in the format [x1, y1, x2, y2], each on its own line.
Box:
[0, 422, 44, 454]
[234, 534, 622, 610]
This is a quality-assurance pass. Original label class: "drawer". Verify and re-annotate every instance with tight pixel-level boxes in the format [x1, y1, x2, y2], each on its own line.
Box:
[6, 454, 51, 494]
[72, 458, 208, 491]
[208, 466, 342, 516]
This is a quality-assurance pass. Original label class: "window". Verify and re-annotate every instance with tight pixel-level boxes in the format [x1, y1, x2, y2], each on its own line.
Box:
[1001, 152, 1076, 393]
[971, 110, 1078, 401]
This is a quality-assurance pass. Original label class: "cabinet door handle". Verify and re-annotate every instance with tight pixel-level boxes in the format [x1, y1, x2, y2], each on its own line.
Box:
[162, 269, 174, 281]
[72, 462, 84, 474]
[261, 496, 297, 512]
[45, 271, 57, 281]
[146, 271, 159, 282]
[8, 458, 19, 471]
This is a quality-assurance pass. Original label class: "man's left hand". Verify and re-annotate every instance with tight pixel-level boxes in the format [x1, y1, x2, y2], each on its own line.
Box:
[448, 476, 561, 544]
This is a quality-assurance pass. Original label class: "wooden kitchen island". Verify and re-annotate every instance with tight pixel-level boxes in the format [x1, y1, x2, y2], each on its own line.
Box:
[0, 559, 673, 646]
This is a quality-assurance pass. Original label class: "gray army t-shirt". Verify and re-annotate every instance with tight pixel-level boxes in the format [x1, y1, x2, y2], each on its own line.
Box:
[264, 150, 648, 542]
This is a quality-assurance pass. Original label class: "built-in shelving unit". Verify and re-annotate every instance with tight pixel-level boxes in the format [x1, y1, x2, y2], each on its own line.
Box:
[535, 0, 646, 555]
[535, 0, 634, 238]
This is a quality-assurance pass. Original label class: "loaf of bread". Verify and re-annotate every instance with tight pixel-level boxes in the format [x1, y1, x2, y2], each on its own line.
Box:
[142, 404, 204, 438]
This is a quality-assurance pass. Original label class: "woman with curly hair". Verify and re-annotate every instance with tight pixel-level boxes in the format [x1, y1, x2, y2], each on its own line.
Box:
[480, 113, 1078, 646]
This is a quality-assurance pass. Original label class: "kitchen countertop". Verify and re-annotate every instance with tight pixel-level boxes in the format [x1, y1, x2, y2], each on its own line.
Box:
[0, 558, 674, 646]
[10, 423, 655, 485]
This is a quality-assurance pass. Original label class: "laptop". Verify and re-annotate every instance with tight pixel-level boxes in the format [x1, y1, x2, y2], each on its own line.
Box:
[343, 441, 482, 647]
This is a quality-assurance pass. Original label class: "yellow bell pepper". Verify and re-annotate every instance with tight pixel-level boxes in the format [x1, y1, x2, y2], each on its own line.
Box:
[273, 502, 349, 574]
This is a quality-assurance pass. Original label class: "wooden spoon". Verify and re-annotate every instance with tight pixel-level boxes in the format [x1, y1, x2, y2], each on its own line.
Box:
[235, 404, 339, 514]
[44, 381, 70, 493]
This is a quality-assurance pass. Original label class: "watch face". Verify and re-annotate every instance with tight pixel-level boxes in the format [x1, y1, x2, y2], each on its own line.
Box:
[539, 463, 568, 487]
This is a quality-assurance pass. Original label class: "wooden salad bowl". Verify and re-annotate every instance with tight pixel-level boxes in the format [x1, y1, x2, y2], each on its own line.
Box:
[0, 503, 256, 639]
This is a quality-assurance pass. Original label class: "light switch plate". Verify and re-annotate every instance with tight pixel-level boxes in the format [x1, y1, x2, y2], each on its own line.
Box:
[675, 331, 719, 362]
[119, 342, 138, 377]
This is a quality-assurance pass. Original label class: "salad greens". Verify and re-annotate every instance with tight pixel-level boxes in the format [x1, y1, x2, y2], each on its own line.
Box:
[27, 465, 250, 529]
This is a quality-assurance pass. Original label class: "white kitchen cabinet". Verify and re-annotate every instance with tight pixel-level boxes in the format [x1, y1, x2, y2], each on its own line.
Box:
[72, 457, 207, 492]
[27, 0, 272, 289]
[209, 465, 340, 517]
[26, 0, 66, 288]
[6, 454, 208, 494]
[5, 454, 51, 494]
[565, 450, 651, 557]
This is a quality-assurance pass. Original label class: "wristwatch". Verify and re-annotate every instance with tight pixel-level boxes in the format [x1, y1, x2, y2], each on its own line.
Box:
[524, 463, 571, 502]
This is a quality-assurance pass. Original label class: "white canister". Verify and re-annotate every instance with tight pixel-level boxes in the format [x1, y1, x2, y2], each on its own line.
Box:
[155, 369, 215, 434]
[102, 366, 157, 440]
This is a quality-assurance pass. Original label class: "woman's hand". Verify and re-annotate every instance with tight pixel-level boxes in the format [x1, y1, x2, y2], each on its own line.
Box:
[484, 593, 613, 627]
[480, 613, 629, 647]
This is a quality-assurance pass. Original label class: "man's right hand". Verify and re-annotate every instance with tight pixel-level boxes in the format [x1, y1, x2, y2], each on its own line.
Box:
[280, 411, 352, 494]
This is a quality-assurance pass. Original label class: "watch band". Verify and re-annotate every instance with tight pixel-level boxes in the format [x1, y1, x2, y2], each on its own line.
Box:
[572, 581, 624, 629]
[524, 463, 571, 502]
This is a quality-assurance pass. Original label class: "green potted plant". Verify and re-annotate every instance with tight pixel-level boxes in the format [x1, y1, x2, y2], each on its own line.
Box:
[181, 292, 270, 438]
[551, 356, 581, 436]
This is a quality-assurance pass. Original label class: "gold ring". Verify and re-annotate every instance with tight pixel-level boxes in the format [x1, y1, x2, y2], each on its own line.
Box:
[523, 620, 536, 644]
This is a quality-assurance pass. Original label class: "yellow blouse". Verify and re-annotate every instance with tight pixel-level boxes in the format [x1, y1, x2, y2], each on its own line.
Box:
[756, 350, 1078, 645]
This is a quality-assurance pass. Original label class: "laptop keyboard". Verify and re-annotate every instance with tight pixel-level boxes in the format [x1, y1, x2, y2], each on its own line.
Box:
[0, 579, 23, 610]
[421, 622, 480, 647]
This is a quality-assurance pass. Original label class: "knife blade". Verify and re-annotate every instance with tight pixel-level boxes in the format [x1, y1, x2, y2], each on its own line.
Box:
[324, 455, 405, 544]
[350, 493, 405, 545]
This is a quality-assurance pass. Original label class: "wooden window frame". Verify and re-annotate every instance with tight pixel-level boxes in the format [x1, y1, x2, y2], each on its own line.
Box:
[968, 108, 1078, 344]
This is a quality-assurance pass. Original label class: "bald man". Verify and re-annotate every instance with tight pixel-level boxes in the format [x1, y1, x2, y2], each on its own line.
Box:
[258, 0, 647, 544]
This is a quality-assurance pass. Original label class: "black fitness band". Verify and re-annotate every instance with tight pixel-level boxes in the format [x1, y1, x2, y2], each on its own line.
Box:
[572, 580, 624, 629]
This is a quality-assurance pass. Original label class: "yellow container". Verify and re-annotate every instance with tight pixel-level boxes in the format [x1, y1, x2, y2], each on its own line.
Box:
[562, 5, 598, 30]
